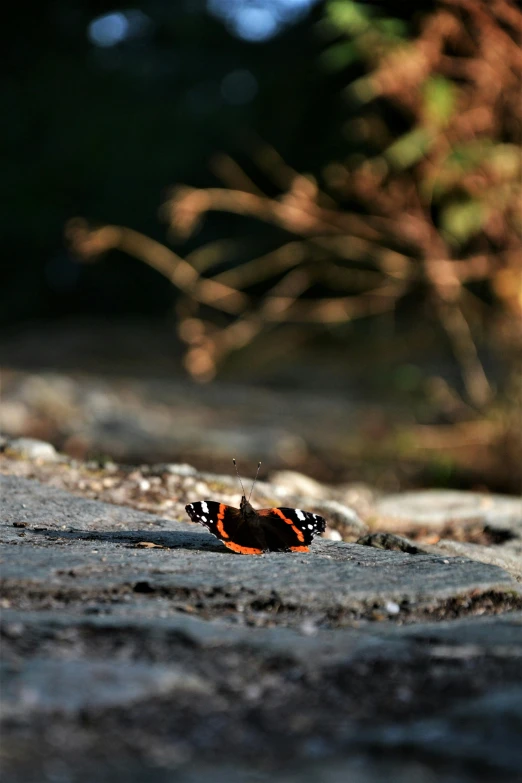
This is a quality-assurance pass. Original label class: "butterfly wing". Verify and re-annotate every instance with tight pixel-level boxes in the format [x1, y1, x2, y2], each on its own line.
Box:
[257, 507, 326, 552]
[185, 501, 264, 554]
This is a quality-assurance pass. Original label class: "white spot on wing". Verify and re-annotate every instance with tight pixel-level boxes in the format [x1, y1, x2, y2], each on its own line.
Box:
[201, 501, 209, 514]
[295, 509, 305, 521]
[307, 524, 314, 530]
[200, 516, 207, 523]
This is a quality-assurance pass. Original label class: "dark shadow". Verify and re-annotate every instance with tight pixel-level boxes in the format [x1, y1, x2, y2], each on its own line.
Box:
[30, 526, 227, 553]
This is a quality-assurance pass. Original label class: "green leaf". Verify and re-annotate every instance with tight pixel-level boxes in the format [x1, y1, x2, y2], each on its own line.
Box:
[327, 1, 372, 35]
[320, 41, 358, 71]
[385, 128, 433, 169]
[441, 200, 487, 244]
[446, 140, 493, 170]
[375, 18, 408, 42]
[422, 76, 457, 128]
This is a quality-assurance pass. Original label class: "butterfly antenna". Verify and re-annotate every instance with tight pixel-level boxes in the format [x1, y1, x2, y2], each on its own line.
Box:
[232, 459, 246, 497]
[248, 462, 262, 501]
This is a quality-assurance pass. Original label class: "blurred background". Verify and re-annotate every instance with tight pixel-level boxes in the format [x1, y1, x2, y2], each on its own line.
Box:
[1, 0, 521, 492]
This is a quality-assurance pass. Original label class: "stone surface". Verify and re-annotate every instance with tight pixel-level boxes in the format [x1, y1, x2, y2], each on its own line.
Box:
[1, 475, 518, 623]
[375, 489, 522, 580]
[1, 658, 208, 717]
[376, 489, 522, 532]
[2, 471, 522, 783]
[429, 538, 522, 581]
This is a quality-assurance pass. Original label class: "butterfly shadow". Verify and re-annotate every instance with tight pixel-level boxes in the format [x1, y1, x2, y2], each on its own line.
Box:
[31, 525, 227, 553]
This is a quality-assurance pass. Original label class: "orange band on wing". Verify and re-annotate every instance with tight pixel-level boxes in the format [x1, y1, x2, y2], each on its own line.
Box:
[270, 508, 305, 543]
[223, 540, 264, 555]
[290, 545, 309, 552]
[216, 503, 229, 538]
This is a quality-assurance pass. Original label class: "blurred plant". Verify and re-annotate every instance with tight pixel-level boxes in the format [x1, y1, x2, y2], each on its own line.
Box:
[68, 0, 522, 406]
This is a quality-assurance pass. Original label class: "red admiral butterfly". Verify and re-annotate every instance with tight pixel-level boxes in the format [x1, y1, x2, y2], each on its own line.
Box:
[185, 460, 326, 555]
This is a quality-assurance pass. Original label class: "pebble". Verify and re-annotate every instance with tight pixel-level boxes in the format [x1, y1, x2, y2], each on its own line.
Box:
[322, 528, 342, 541]
[311, 500, 368, 540]
[3, 622, 24, 639]
[156, 463, 198, 477]
[6, 438, 59, 462]
[194, 481, 210, 497]
[271, 470, 326, 499]
[300, 620, 318, 636]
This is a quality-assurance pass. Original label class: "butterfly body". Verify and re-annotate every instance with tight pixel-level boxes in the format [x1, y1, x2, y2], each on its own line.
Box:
[185, 495, 326, 555]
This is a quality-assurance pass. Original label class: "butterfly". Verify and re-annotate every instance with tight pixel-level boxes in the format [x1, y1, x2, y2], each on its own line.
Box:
[185, 460, 326, 555]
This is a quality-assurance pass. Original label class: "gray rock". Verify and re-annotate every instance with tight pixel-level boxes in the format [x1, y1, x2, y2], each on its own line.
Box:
[430, 539, 522, 581]
[367, 686, 522, 773]
[1, 475, 518, 622]
[375, 490, 522, 580]
[2, 473, 522, 783]
[376, 490, 522, 532]
[2, 607, 522, 782]
[1, 659, 209, 717]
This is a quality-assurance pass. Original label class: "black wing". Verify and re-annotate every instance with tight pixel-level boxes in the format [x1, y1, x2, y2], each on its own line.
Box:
[185, 501, 264, 554]
[257, 507, 326, 551]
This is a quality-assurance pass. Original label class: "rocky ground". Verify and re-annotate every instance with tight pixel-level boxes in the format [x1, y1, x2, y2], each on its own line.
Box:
[1, 437, 522, 782]
[3, 367, 520, 493]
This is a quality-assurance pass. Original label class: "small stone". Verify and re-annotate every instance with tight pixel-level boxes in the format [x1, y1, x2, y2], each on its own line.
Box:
[385, 601, 401, 615]
[156, 463, 197, 477]
[12, 521, 28, 528]
[300, 620, 318, 636]
[338, 483, 377, 518]
[3, 622, 24, 639]
[271, 470, 326, 499]
[322, 528, 342, 541]
[194, 481, 209, 497]
[244, 684, 263, 701]
[7, 438, 59, 462]
[396, 685, 413, 702]
[357, 533, 423, 554]
[312, 500, 368, 540]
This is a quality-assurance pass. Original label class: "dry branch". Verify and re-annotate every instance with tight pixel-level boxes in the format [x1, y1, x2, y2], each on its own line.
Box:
[67, 1, 522, 399]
